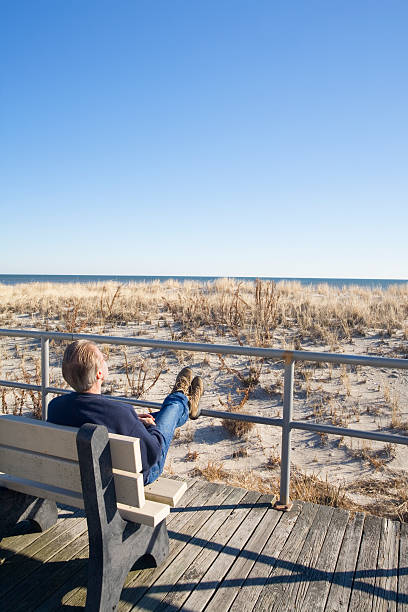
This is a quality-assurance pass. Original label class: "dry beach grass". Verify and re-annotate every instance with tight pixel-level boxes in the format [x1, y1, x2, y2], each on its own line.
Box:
[0, 278, 407, 521]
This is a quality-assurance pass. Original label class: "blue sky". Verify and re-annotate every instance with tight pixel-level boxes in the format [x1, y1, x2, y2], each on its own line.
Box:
[1, 1, 407, 278]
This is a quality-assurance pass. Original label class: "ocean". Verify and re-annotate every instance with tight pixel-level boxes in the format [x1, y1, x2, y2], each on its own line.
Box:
[0, 274, 407, 289]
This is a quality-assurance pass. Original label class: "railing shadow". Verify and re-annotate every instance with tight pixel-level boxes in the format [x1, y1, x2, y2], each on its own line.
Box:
[170, 500, 272, 513]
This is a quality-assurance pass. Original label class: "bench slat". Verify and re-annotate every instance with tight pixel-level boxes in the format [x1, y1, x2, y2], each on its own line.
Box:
[0, 474, 83, 508]
[145, 477, 187, 507]
[0, 415, 142, 473]
[0, 474, 169, 527]
[117, 500, 170, 527]
[0, 445, 82, 492]
[109, 433, 142, 473]
[0, 447, 145, 507]
[112, 469, 145, 507]
[0, 415, 78, 460]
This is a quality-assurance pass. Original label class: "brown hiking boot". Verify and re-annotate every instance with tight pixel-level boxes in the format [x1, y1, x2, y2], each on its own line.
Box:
[172, 367, 193, 395]
[189, 376, 203, 419]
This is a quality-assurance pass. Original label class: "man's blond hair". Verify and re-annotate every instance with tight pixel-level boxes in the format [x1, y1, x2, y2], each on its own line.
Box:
[62, 340, 103, 393]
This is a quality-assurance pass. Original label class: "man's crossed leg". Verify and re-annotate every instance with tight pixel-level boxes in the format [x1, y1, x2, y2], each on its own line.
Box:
[145, 368, 203, 484]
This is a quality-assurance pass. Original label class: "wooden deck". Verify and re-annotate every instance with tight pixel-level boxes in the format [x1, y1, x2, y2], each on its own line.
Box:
[0, 478, 407, 611]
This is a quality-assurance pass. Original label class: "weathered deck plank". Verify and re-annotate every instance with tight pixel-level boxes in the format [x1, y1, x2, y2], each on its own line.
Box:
[0, 515, 87, 602]
[144, 485, 251, 611]
[252, 501, 320, 611]
[348, 513, 382, 612]
[177, 491, 266, 612]
[9, 530, 89, 612]
[0, 480, 404, 611]
[372, 518, 400, 612]
[203, 495, 278, 612]
[300, 507, 349, 612]
[229, 500, 303, 612]
[0, 507, 82, 581]
[325, 511, 365, 612]
[399, 522, 408, 611]
[34, 541, 89, 612]
[116, 480, 239, 611]
[0, 522, 52, 562]
[272, 503, 335, 611]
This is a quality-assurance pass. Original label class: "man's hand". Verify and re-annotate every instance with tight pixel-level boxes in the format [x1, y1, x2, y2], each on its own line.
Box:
[138, 413, 156, 427]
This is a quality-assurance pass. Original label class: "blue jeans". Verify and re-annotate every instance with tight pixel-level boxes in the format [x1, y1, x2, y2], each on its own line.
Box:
[145, 392, 189, 484]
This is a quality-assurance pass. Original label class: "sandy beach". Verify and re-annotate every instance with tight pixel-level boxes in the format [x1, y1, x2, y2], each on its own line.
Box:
[1, 279, 407, 521]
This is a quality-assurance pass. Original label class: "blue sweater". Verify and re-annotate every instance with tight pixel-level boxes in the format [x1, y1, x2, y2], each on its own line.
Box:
[47, 392, 163, 484]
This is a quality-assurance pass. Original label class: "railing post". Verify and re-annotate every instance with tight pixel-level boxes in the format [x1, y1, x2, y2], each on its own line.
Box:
[41, 337, 49, 420]
[275, 357, 294, 511]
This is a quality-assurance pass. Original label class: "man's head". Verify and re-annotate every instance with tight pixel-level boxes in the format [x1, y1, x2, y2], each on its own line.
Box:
[62, 340, 108, 393]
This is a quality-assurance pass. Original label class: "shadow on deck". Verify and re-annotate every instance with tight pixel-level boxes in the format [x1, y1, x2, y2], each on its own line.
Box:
[0, 478, 407, 611]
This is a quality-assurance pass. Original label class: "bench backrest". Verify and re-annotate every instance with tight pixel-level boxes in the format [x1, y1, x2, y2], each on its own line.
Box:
[0, 415, 169, 526]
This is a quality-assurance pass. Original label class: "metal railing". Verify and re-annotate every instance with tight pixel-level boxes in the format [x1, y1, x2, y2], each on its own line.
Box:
[1, 327, 407, 509]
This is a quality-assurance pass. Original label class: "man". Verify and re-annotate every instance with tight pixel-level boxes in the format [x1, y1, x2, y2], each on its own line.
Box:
[47, 340, 203, 485]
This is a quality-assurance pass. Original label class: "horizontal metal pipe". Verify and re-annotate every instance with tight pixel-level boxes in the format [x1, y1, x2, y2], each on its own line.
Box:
[1, 328, 407, 370]
[108, 397, 160, 410]
[45, 386, 161, 410]
[291, 420, 408, 446]
[0, 381, 162, 410]
[45, 386, 283, 424]
[0, 380, 41, 392]
[200, 409, 283, 427]
[46, 386, 71, 395]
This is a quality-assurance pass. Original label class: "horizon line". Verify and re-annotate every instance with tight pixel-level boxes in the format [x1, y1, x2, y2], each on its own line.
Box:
[1, 273, 407, 282]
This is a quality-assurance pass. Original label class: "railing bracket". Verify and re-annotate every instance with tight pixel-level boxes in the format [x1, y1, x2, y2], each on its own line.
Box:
[274, 501, 293, 512]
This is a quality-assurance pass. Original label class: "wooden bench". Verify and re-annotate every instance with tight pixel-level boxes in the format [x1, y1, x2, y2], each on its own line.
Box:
[0, 414, 187, 611]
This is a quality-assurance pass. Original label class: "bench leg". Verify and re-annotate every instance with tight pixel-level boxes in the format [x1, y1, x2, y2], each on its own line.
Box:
[77, 423, 170, 611]
[0, 488, 58, 536]
[137, 519, 169, 568]
[85, 519, 169, 611]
